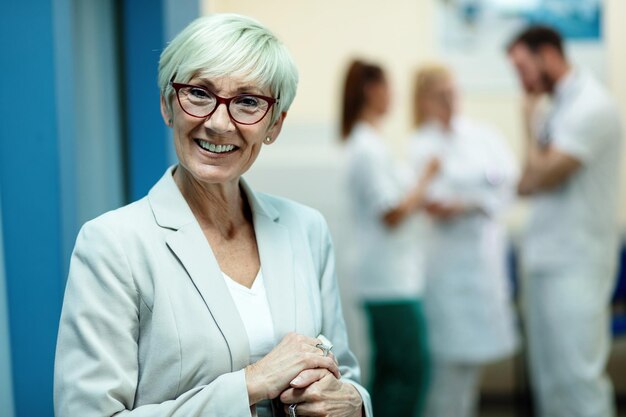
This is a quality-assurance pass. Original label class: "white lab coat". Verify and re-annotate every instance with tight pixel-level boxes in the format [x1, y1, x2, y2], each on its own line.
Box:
[409, 117, 519, 363]
[523, 69, 622, 271]
[344, 122, 424, 301]
[522, 70, 622, 417]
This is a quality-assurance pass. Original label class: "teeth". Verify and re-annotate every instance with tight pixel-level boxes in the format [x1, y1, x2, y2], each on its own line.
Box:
[198, 140, 235, 154]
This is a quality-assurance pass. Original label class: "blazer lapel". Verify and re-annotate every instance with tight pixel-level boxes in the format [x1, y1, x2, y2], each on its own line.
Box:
[242, 180, 297, 340]
[166, 224, 250, 371]
[148, 167, 250, 371]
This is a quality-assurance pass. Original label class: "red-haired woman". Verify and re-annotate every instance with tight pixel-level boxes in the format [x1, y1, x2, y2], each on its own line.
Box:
[341, 60, 437, 417]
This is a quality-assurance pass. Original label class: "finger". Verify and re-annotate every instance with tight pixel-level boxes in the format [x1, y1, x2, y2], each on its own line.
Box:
[299, 334, 324, 348]
[282, 333, 324, 351]
[283, 403, 305, 417]
[283, 379, 336, 417]
[283, 403, 312, 417]
[281, 381, 328, 414]
[284, 402, 334, 417]
[282, 374, 339, 412]
[302, 335, 333, 356]
[303, 356, 339, 380]
[285, 401, 323, 417]
[290, 368, 332, 388]
[280, 387, 304, 404]
[306, 352, 339, 376]
[310, 348, 339, 365]
[310, 355, 340, 379]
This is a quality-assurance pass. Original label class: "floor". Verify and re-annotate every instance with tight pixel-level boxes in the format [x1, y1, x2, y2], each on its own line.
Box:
[475, 337, 626, 416]
[479, 402, 626, 417]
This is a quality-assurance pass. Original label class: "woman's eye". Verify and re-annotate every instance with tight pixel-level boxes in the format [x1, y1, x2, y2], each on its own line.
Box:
[189, 88, 210, 99]
[235, 96, 261, 107]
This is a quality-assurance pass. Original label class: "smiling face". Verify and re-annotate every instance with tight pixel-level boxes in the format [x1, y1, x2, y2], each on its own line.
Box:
[161, 75, 285, 186]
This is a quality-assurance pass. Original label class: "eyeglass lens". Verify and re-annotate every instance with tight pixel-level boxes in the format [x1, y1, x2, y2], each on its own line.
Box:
[179, 86, 271, 124]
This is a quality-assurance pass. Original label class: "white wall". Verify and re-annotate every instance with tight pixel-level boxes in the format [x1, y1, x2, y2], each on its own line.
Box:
[606, 0, 626, 227]
[204, 0, 436, 148]
[607, 0, 626, 113]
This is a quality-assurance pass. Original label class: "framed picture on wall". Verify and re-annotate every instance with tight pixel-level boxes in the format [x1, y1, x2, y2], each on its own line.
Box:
[436, 0, 605, 92]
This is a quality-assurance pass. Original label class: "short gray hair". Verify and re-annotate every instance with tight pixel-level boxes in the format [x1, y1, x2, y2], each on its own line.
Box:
[158, 13, 299, 123]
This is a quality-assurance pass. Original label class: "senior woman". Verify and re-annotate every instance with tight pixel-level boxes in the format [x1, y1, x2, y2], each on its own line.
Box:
[54, 14, 371, 417]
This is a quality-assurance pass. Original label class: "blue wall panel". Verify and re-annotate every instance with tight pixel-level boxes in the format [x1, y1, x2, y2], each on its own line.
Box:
[0, 1, 173, 414]
[122, 0, 170, 201]
[0, 2, 65, 416]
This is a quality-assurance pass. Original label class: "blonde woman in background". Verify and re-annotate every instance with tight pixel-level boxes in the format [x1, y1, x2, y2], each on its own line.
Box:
[409, 64, 520, 417]
[341, 59, 439, 417]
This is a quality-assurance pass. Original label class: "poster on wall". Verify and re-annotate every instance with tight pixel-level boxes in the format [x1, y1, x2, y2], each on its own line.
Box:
[437, 0, 605, 92]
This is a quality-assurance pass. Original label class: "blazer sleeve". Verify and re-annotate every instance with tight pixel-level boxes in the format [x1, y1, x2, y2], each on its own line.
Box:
[54, 219, 253, 417]
[315, 212, 373, 417]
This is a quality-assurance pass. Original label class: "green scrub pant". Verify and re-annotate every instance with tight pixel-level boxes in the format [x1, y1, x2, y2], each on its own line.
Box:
[364, 300, 430, 417]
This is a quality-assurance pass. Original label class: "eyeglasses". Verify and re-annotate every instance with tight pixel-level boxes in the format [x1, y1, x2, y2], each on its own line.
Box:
[170, 81, 279, 125]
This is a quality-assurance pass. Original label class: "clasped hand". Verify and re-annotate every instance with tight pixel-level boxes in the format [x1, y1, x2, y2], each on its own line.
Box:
[281, 368, 363, 417]
[245, 332, 362, 417]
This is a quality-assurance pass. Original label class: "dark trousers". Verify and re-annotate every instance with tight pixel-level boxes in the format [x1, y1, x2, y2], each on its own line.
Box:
[365, 300, 430, 417]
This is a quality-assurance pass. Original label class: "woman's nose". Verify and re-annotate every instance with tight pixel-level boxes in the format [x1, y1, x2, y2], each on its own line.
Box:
[204, 103, 235, 132]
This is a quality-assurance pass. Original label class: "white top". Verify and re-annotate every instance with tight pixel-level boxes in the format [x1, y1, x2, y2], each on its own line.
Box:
[222, 270, 276, 364]
[409, 117, 519, 362]
[344, 122, 424, 300]
[523, 69, 623, 271]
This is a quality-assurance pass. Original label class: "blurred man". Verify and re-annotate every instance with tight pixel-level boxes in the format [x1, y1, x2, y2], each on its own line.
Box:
[507, 25, 622, 417]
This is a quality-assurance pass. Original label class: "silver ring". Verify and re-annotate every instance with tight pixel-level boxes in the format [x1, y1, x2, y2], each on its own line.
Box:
[316, 342, 331, 357]
[288, 403, 298, 417]
[315, 335, 333, 357]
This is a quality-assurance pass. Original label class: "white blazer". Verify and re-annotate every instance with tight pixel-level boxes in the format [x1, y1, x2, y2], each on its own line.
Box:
[54, 166, 371, 417]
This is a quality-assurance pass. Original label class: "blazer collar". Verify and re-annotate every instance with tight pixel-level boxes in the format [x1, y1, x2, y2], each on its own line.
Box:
[147, 166, 195, 230]
[147, 166, 295, 369]
[148, 165, 279, 230]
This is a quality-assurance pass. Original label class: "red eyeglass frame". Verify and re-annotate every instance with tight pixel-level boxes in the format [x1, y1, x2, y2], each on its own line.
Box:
[169, 81, 279, 125]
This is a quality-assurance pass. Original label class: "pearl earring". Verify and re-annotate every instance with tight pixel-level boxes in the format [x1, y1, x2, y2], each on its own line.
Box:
[264, 137, 273, 144]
